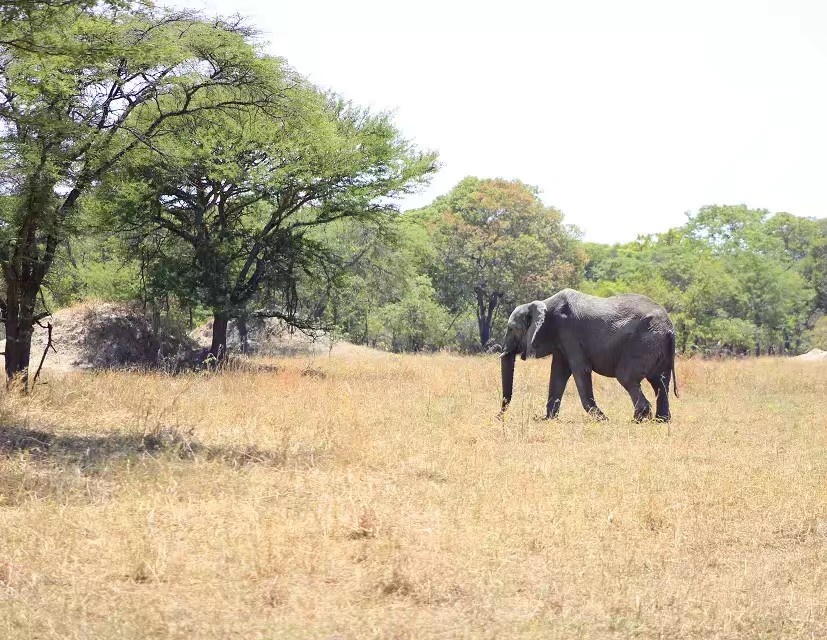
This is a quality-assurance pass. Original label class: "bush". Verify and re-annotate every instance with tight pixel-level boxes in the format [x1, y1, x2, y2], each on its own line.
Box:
[376, 277, 453, 352]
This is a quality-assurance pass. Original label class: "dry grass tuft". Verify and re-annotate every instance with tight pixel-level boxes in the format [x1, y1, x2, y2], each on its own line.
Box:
[349, 507, 380, 540]
[0, 353, 826, 638]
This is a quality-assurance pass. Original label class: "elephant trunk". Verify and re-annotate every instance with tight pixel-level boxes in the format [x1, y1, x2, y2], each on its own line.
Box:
[500, 351, 516, 411]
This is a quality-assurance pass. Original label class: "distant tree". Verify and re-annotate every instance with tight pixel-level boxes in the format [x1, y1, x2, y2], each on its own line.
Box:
[45, 230, 141, 308]
[582, 205, 817, 356]
[766, 213, 827, 316]
[809, 219, 827, 314]
[685, 206, 815, 354]
[683, 204, 771, 253]
[418, 177, 585, 349]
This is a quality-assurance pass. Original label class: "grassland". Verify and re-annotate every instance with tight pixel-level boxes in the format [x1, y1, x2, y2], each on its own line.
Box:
[1, 350, 826, 639]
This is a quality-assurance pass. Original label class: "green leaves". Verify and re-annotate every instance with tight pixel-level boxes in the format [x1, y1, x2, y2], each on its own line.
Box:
[3, 1, 434, 374]
[378, 276, 453, 352]
[91, 49, 436, 351]
[583, 205, 824, 355]
[416, 177, 585, 348]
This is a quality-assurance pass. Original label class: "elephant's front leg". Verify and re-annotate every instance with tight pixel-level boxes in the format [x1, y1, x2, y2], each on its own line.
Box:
[572, 369, 608, 421]
[546, 357, 571, 419]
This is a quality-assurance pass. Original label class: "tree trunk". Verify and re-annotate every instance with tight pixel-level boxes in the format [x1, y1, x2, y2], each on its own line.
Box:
[210, 313, 229, 363]
[3, 181, 80, 388]
[3, 277, 37, 387]
[237, 317, 250, 354]
[475, 288, 502, 350]
[150, 300, 161, 338]
[477, 315, 491, 349]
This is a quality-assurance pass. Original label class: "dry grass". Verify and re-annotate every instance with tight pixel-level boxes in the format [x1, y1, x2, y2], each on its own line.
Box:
[1, 352, 826, 639]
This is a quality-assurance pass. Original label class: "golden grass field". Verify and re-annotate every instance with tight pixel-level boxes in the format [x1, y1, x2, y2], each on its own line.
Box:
[1, 350, 826, 639]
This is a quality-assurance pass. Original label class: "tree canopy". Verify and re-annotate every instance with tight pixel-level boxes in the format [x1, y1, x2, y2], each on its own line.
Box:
[413, 177, 585, 348]
[97, 75, 436, 359]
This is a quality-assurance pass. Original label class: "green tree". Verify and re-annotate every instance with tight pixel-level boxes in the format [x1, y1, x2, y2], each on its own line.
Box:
[0, 1, 283, 383]
[683, 204, 771, 253]
[419, 177, 585, 349]
[809, 220, 827, 316]
[766, 212, 827, 319]
[100, 81, 436, 360]
[685, 206, 815, 354]
[302, 215, 436, 347]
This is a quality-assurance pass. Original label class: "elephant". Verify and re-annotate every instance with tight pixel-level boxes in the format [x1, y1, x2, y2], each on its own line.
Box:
[500, 288, 679, 422]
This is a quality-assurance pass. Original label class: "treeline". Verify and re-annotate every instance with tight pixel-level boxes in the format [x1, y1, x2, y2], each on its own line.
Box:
[583, 207, 827, 356]
[2, 3, 825, 388]
[324, 194, 827, 358]
[53, 180, 827, 359]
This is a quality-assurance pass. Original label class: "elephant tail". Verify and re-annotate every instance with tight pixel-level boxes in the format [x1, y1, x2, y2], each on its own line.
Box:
[669, 331, 679, 398]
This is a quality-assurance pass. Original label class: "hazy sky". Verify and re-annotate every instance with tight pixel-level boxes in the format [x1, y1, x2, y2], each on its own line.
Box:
[171, 0, 827, 243]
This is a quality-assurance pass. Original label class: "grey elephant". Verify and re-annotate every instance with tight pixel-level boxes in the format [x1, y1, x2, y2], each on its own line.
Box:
[500, 288, 679, 422]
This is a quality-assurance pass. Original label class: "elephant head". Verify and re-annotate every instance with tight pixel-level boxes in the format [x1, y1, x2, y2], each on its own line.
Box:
[500, 301, 546, 411]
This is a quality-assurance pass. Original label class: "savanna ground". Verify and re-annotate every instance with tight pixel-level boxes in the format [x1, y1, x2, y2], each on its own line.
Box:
[1, 350, 826, 639]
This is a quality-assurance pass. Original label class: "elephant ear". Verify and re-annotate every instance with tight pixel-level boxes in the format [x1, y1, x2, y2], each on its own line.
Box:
[525, 301, 547, 358]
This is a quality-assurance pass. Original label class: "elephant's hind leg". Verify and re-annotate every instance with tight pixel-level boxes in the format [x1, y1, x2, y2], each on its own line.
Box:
[647, 372, 671, 422]
[619, 377, 652, 422]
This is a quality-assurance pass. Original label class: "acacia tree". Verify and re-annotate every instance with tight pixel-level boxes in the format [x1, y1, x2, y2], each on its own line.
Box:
[0, 1, 285, 384]
[101, 81, 437, 360]
[420, 177, 585, 348]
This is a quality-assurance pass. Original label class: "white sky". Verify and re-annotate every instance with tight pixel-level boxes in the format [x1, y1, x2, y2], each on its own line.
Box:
[170, 0, 827, 243]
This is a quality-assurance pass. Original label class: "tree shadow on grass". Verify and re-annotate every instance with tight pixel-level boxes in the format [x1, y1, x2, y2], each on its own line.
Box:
[0, 423, 328, 470]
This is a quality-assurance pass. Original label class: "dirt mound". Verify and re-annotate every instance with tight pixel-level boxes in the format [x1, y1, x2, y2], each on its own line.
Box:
[794, 348, 827, 361]
[190, 317, 334, 357]
[0, 301, 199, 372]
